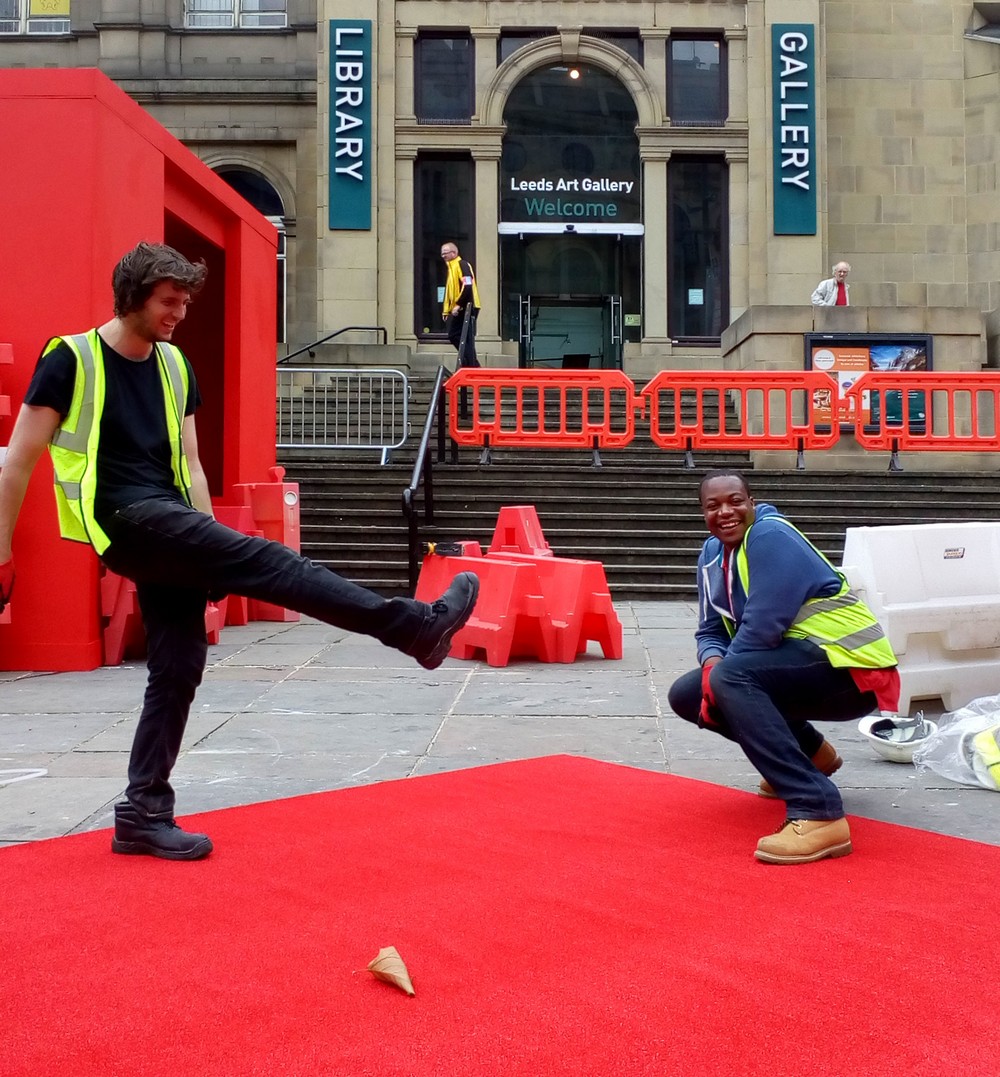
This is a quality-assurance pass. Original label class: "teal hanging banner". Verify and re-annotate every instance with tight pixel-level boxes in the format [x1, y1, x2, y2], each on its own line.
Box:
[771, 24, 816, 235]
[329, 19, 371, 230]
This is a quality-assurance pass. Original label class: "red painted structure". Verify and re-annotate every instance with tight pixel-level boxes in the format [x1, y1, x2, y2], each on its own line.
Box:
[0, 69, 284, 671]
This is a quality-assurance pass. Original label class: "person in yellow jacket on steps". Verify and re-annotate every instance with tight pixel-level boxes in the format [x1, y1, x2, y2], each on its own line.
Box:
[668, 470, 900, 865]
[440, 240, 481, 367]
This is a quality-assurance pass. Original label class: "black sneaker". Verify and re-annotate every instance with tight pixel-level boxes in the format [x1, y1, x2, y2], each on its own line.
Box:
[111, 801, 213, 861]
[405, 572, 480, 670]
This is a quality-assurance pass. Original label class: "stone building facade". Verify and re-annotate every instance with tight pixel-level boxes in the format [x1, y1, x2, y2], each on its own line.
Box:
[2, 1, 999, 370]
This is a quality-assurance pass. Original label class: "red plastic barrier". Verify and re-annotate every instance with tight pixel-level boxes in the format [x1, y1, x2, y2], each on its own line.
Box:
[99, 568, 235, 663]
[640, 370, 841, 451]
[447, 369, 641, 450]
[0, 342, 12, 420]
[100, 570, 144, 665]
[414, 506, 623, 667]
[846, 372, 1000, 452]
[488, 504, 553, 557]
[212, 503, 255, 626]
[416, 550, 557, 667]
[233, 465, 300, 623]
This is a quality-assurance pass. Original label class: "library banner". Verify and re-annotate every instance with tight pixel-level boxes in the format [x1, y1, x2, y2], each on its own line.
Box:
[329, 20, 371, 230]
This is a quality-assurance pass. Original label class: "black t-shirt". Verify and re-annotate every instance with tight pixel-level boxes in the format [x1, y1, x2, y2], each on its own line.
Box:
[24, 336, 201, 526]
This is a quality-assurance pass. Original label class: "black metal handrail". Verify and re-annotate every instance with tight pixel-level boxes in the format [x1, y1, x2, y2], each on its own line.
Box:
[279, 325, 388, 364]
[401, 365, 453, 593]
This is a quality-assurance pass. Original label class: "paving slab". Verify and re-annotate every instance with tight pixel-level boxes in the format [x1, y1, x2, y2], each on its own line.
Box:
[0, 601, 997, 853]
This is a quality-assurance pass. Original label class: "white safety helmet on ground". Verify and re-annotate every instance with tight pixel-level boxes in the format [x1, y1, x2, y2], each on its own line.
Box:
[858, 712, 938, 764]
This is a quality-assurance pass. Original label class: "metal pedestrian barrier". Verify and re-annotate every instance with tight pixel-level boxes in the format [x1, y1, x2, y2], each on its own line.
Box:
[276, 366, 410, 464]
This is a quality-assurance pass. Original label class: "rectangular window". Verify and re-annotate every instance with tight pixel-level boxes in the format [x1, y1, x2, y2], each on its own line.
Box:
[414, 155, 475, 339]
[184, 0, 287, 30]
[498, 29, 557, 64]
[0, 0, 70, 34]
[668, 156, 728, 342]
[668, 35, 727, 125]
[415, 33, 473, 124]
[582, 28, 643, 65]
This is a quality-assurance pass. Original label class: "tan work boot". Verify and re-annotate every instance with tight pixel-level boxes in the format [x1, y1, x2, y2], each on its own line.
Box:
[758, 738, 842, 799]
[754, 817, 852, 864]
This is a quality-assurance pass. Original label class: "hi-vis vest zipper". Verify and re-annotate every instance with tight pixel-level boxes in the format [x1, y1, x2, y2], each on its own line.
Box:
[46, 330, 194, 554]
[725, 517, 897, 669]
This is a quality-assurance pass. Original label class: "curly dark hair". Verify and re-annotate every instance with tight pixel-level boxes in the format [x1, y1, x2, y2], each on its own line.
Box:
[111, 242, 208, 316]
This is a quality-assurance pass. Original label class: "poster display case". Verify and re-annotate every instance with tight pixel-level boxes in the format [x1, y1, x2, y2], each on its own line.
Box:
[804, 333, 932, 431]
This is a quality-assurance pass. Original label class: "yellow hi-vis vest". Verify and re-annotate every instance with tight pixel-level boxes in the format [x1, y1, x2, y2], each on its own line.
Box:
[727, 517, 897, 670]
[46, 330, 194, 555]
[442, 256, 480, 318]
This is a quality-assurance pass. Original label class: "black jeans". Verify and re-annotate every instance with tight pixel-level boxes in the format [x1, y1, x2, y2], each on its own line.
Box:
[667, 639, 878, 820]
[100, 496, 426, 818]
[446, 307, 480, 367]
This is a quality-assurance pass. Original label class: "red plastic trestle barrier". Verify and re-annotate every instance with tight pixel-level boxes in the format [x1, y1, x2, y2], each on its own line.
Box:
[414, 506, 623, 667]
[232, 465, 301, 623]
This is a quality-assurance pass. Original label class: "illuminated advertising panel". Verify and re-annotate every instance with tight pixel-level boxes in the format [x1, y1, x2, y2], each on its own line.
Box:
[805, 333, 932, 429]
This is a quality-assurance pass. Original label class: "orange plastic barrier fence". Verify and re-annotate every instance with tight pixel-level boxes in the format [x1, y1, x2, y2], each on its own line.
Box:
[846, 372, 1000, 452]
[443, 368, 1000, 468]
[447, 368, 642, 450]
[640, 369, 841, 452]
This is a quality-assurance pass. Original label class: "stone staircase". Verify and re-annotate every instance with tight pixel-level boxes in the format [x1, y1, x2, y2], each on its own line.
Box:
[279, 370, 1000, 600]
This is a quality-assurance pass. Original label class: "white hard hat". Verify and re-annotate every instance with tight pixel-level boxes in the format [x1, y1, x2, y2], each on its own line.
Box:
[858, 713, 937, 763]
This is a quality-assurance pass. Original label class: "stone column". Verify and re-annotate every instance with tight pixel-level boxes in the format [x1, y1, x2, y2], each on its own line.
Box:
[641, 147, 670, 343]
[394, 148, 418, 345]
[727, 149, 750, 320]
[474, 146, 501, 344]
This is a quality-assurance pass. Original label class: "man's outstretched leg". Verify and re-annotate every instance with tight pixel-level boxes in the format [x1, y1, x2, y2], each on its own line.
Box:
[102, 500, 480, 670]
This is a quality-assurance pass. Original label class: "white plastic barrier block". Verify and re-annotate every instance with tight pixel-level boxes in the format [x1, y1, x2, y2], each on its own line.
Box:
[842, 521, 1000, 712]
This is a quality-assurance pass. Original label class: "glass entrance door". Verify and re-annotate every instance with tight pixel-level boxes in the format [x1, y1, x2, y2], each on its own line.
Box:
[501, 232, 639, 366]
[518, 294, 621, 368]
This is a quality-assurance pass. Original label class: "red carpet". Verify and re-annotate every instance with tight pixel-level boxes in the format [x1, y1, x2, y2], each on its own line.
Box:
[1, 756, 993, 1076]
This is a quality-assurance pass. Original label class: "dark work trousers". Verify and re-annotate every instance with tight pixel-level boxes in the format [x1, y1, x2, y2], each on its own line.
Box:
[100, 496, 427, 819]
[446, 307, 480, 367]
[667, 639, 878, 821]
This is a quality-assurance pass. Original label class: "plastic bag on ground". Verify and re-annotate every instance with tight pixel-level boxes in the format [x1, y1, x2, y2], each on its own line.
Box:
[911, 693, 1000, 791]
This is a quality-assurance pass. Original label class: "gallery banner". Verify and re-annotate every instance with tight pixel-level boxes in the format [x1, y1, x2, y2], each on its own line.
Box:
[771, 24, 816, 236]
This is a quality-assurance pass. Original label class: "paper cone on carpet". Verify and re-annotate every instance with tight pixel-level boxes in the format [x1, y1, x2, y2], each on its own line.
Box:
[367, 946, 415, 996]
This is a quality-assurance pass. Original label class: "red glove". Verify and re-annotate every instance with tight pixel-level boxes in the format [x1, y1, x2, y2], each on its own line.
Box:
[0, 558, 14, 613]
[699, 662, 721, 729]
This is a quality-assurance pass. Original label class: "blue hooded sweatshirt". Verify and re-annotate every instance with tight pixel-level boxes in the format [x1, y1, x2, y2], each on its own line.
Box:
[694, 502, 845, 665]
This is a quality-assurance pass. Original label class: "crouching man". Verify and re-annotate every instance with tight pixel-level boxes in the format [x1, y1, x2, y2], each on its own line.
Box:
[667, 470, 899, 865]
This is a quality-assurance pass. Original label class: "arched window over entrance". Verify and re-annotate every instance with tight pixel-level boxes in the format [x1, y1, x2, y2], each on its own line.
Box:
[499, 63, 641, 368]
[215, 167, 287, 344]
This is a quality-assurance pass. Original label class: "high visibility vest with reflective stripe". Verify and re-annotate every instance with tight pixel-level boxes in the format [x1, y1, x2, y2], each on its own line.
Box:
[725, 517, 897, 670]
[47, 330, 194, 554]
